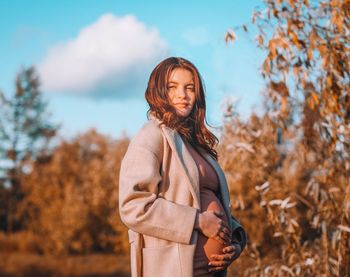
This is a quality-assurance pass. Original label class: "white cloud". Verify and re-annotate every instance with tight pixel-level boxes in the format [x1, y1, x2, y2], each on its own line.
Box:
[37, 13, 169, 98]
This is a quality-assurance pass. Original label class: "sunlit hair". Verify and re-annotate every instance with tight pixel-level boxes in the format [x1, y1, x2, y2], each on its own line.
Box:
[145, 57, 219, 160]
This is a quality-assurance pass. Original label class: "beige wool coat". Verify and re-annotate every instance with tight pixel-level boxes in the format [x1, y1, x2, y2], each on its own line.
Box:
[119, 114, 247, 277]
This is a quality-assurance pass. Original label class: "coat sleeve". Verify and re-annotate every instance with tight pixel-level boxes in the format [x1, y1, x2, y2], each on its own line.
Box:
[118, 123, 198, 245]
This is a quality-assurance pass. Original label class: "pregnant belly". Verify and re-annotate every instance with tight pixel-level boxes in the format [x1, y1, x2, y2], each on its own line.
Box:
[195, 190, 231, 262]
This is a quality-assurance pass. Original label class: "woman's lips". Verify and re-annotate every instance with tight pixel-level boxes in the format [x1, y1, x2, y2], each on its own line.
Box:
[176, 103, 188, 108]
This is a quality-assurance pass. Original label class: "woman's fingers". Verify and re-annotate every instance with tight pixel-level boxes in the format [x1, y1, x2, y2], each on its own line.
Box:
[221, 221, 231, 232]
[199, 210, 233, 244]
[213, 230, 230, 245]
[213, 210, 224, 217]
[209, 260, 229, 267]
[223, 225, 232, 236]
[208, 266, 226, 273]
[208, 243, 242, 272]
[222, 244, 235, 253]
[222, 243, 242, 259]
[223, 243, 240, 252]
[220, 231, 232, 245]
[210, 253, 234, 262]
[214, 235, 226, 245]
[218, 220, 232, 239]
[217, 224, 232, 244]
[222, 225, 231, 236]
[210, 220, 231, 244]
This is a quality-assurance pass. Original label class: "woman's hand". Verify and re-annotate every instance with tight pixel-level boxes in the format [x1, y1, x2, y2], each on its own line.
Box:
[208, 242, 242, 273]
[196, 210, 232, 245]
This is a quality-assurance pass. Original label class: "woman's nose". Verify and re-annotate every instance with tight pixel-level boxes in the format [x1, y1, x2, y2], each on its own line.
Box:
[176, 87, 187, 99]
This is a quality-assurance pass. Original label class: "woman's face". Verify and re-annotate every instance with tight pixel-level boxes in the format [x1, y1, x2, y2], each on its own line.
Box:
[166, 68, 196, 118]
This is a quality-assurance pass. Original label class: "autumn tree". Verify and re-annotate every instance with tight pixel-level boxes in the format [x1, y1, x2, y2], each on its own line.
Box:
[19, 129, 130, 255]
[224, 0, 350, 275]
[0, 66, 58, 232]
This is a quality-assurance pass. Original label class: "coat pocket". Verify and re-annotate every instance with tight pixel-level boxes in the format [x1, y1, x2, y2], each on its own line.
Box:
[142, 244, 182, 277]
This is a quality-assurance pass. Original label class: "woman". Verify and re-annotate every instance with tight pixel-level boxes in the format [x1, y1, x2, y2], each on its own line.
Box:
[119, 57, 247, 277]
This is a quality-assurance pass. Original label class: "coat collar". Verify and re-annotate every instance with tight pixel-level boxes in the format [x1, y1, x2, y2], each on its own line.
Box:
[148, 114, 232, 217]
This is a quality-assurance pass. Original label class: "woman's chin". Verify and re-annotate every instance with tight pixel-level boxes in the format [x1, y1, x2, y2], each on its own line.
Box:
[175, 109, 191, 118]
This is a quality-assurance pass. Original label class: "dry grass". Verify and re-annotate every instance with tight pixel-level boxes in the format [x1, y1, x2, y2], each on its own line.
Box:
[0, 253, 130, 277]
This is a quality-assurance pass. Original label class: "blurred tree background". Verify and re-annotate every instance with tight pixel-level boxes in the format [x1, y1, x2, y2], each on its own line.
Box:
[224, 0, 350, 275]
[0, 0, 349, 276]
[0, 66, 58, 233]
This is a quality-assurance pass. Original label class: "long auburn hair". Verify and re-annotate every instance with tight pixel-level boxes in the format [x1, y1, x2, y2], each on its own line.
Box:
[145, 57, 219, 160]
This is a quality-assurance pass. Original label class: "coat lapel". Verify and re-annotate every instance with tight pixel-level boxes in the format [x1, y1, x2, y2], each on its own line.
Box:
[164, 129, 201, 208]
[148, 114, 231, 218]
[149, 114, 200, 209]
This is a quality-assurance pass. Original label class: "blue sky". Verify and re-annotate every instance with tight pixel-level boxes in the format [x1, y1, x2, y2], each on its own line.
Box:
[0, 0, 265, 140]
